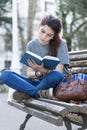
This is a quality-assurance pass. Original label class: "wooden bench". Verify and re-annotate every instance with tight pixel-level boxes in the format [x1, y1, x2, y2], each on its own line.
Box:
[8, 49, 87, 130]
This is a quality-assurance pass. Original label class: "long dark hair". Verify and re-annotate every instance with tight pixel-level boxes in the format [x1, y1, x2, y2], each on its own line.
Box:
[39, 14, 62, 57]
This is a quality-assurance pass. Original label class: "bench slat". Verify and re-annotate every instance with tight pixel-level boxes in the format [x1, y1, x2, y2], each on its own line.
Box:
[71, 67, 87, 74]
[23, 98, 69, 117]
[39, 98, 80, 113]
[79, 104, 87, 114]
[69, 54, 87, 61]
[70, 60, 87, 67]
[8, 100, 63, 126]
[69, 50, 87, 55]
[39, 98, 87, 114]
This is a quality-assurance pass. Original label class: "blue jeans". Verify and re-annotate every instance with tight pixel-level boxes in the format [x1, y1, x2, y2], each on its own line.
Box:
[0, 70, 64, 97]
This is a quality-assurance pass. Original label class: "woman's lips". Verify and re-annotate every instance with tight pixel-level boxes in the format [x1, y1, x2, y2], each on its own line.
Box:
[40, 39, 45, 43]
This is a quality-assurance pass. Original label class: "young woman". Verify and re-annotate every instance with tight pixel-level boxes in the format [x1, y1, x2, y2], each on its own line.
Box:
[0, 14, 69, 99]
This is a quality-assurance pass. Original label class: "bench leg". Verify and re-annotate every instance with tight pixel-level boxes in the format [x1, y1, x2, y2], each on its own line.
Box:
[77, 114, 87, 130]
[19, 114, 32, 130]
[63, 117, 72, 130]
[64, 113, 87, 130]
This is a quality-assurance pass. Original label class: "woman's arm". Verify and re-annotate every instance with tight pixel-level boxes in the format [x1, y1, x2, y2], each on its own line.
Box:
[55, 64, 64, 73]
[27, 58, 64, 76]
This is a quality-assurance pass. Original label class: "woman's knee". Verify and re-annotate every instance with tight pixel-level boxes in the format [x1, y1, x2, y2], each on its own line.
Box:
[46, 70, 64, 84]
[52, 70, 64, 82]
[1, 70, 12, 82]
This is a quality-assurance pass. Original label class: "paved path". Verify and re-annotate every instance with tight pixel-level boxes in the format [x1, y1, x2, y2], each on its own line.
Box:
[0, 92, 80, 130]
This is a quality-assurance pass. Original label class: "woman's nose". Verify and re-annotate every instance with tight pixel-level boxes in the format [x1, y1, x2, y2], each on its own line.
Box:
[42, 34, 47, 39]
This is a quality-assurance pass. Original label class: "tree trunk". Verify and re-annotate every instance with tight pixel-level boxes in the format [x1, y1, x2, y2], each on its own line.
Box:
[27, 0, 37, 42]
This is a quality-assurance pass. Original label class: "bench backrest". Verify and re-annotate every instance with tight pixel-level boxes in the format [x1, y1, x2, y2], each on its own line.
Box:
[69, 50, 87, 74]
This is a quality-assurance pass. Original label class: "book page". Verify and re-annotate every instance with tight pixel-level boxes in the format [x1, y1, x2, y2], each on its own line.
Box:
[27, 51, 43, 61]
[43, 56, 60, 61]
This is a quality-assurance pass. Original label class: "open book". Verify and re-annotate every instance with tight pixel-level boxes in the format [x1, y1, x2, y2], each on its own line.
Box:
[20, 51, 60, 69]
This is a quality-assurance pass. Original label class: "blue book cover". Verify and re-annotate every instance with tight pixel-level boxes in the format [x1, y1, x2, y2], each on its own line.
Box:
[20, 51, 60, 69]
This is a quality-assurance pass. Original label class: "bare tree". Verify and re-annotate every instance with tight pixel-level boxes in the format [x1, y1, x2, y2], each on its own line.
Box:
[27, 0, 37, 41]
[18, 0, 37, 51]
[56, 0, 87, 51]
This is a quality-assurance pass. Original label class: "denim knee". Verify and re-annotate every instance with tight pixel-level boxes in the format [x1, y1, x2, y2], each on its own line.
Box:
[46, 70, 64, 85]
[1, 70, 12, 83]
[51, 70, 64, 83]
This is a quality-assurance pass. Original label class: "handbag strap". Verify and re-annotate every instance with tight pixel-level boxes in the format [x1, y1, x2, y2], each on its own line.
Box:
[63, 67, 73, 83]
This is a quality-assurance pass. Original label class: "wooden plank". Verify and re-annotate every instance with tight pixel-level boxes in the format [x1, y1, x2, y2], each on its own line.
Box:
[69, 50, 87, 55]
[70, 67, 87, 74]
[23, 99, 69, 117]
[39, 99, 87, 114]
[70, 60, 87, 67]
[39, 98, 80, 113]
[8, 100, 63, 126]
[79, 103, 87, 114]
[69, 54, 87, 61]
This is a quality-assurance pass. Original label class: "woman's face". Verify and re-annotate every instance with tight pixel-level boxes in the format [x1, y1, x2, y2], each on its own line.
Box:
[38, 25, 54, 45]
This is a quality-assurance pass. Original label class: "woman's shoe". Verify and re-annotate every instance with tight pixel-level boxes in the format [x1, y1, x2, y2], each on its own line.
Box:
[39, 88, 53, 99]
[13, 91, 31, 102]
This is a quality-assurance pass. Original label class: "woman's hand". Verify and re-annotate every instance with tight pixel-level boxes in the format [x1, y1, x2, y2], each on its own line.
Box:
[27, 59, 48, 75]
[27, 59, 44, 71]
[26, 67, 36, 79]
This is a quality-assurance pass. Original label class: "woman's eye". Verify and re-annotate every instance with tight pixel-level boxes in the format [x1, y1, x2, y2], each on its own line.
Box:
[41, 30, 45, 33]
[47, 34, 52, 37]
[40, 29, 54, 37]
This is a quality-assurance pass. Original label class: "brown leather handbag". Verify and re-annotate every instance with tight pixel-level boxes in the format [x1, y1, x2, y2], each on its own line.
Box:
[54, 74, 87, 102]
